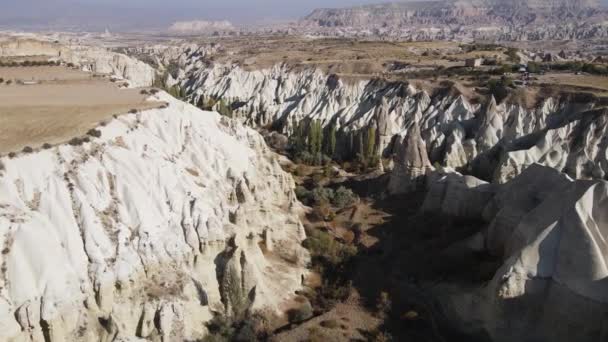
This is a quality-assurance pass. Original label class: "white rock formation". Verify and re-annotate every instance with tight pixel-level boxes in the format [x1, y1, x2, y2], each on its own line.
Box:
[155, 49, 606, 184]
[0, 36, 155, 88]
[168, 21, 235, 35]
[64, 47, 156, 87]
[0, 93, 308, 341]
[388, 122, 434, 194]
[0, 38, 67, 57]
[423, 164, 608, 341]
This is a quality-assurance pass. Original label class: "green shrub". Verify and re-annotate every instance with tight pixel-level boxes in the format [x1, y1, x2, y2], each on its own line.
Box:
[487, 77, 513, 103]
[69, 137, 84, 146]
[295, 186, 312, 204]
[287, 302, 313, 323]
[303, 229, 357, 267]
[311, 186, 334, 205]
[333, 186, 356, 208]
[527, 62, 541, 73]
[505, 48, 520, 63]
[203, 316, 235, 342]
[87, 129, 102, 138]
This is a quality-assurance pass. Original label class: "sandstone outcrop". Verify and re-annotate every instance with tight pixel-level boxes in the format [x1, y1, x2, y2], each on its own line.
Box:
[0, 93, 308, 341]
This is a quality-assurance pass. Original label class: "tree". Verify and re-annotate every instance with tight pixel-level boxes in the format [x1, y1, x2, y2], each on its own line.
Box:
[217, 99, 233, 117]
[527, 62, 541, 73]
[326, 124, 337, 157]
[506, 47, 520, 63]
[307, 120, 323, 155]
[290, 121, 307, 154]
[168, 85, 180, 98]
[365, 126, 376, 160]
[488, 78, 512, 103]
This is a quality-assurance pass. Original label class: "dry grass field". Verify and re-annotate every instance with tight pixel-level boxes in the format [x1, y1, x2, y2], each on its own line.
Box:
[202, 36, 506, 76]
[0, 66, 93, 82]
[0, 66, 161, 154]
[195, 36, 608, 99]
[536, 73, 608, 96]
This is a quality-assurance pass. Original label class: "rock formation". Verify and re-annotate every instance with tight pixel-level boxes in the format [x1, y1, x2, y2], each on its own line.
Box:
[168, 20, 235, 35]
[388, 122, 434, 194]
[422, 164, 608, 341]
[150, 47, 608, 184]
[0, 37, 155, 88]
[299, 0, 608, 40]
[0, 93, 308, 341]
[63, 47, 156, 87]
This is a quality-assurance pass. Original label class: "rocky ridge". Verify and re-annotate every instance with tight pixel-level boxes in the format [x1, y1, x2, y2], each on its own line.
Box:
[158, 46, 608, 184]
[0, 93, 308, 341]
[299, 0, 608, 40]
[422, 164, 608, 341]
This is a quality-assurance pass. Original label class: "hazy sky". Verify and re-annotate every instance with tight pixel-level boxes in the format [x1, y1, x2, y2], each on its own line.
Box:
[0, 0, 391, 30]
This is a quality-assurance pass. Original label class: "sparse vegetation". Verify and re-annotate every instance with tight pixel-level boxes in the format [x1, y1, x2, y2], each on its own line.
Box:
[0, 60, 61, 68]
[320, 319, 339, 329]
[487, 77, 514, 103]
[295, 185, 357, 209]
[287, 302, 313, 323]
[68, 137, 84, 146]
[505, 47, 520, 63]
[21, 146, 33, 153]
[87, 128, 102, 138]
[302, 227, 356, 310]
[199, 312, 272, 342]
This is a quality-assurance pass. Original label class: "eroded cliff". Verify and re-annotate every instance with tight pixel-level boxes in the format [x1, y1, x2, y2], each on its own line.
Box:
[0, 93, 308, 341]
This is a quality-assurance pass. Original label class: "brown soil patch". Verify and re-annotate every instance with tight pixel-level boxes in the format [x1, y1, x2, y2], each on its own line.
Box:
[0, 66, 162, 154]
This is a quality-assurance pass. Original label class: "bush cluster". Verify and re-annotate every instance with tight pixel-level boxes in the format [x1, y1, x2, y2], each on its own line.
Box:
[487, 77, 514, 103]
[295, 185, 357, 209]
[0, 60, 61, 67]
[87, 129, 102, 138]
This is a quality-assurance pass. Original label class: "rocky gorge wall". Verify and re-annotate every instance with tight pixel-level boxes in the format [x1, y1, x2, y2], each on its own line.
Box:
[161, 52, 608, 341]
[422, 164, 608, 342]
[164, 49, 608, 184]
[0, 93, 308, 341]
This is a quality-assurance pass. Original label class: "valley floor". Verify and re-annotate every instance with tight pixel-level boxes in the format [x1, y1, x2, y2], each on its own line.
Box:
[272, 160, 496, 341]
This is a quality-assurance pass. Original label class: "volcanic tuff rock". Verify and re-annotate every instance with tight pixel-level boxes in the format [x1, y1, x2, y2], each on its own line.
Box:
[423, 164, 608, 341]
[156, 46, 608, 184]
[64, 47, 156, 88]
[0, 93, 308, 341]
[388, 122, 434, 194]
[0, 38, 155, 87]
[168, 20, 235, 35]
[300, 0, 608, 40]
